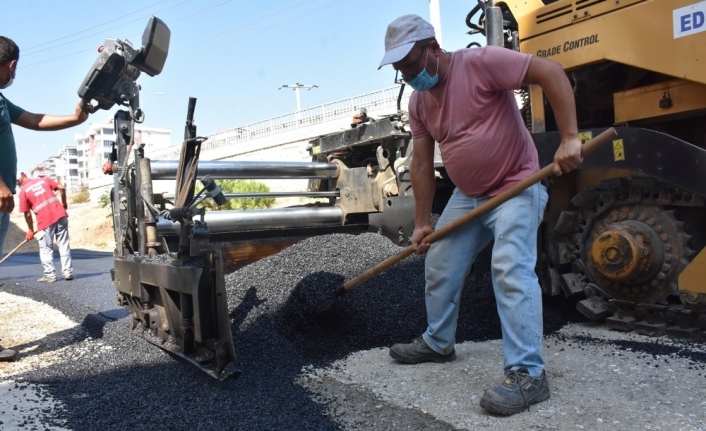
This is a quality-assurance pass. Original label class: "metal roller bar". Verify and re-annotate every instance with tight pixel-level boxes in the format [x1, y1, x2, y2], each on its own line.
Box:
[163, 191, 340, 200]
[150, 160, 339, 180]
[157, 206, 344, 234]
[221, 191, 339, 199]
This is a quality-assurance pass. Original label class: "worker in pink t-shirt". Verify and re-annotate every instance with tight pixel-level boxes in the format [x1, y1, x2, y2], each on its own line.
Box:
[18, 175, 73, 283]
[379, 15, 582, 415]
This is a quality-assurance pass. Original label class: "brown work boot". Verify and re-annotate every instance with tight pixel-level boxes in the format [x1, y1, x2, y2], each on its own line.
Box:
[389, 336, 456, 364]
[0, 345, 18, 362]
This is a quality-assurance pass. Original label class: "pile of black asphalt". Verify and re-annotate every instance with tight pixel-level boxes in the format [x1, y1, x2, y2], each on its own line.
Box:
[2, 232, 588, 430]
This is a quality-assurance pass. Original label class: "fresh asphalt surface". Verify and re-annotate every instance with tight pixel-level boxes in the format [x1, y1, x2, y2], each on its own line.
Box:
[0, 248, 121, 320]
[0, 247, 347, 431]
[3, 239, 706, 430]
[0, 237, 514, 431]
[0, 242, 464, 431]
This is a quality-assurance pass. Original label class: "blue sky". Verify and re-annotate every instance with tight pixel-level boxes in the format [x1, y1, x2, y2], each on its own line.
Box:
[3, 0, 483, 172]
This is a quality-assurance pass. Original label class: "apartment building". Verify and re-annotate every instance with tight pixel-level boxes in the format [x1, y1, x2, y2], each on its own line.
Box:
[28, 160, 54, 179]
[56, 146, 80, 191]
[25, 146, 79, 193]
[74, 117, 171, 185]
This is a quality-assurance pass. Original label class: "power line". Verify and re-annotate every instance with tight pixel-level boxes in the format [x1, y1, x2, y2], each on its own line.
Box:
[167, 0, 231, 24]
[17, 0, 234, 109]
[20, 0, 226, 69]
[19, 0, 367, 115]
[166, 0, 304, 48]
[22, 0, 168, 53]
[241, 0, 367, 47]
[23, 0, 329, 68]
[207, 0, 333, 46]
[22, 0, 194, 58]
[168, 0, 336, 63]
[21, 45, 98, 69]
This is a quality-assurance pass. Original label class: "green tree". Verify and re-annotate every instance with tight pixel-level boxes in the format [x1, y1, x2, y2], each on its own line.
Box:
[196, 179, 275, 211]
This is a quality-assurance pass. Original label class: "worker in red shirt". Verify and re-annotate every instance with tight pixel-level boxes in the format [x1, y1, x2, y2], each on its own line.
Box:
[17, 174, 73, 282]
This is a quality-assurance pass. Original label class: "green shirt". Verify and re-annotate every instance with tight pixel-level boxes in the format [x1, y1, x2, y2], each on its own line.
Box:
[0, 92, 23, 194]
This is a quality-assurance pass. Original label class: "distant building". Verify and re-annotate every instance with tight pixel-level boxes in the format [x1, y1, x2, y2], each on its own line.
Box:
[28, 161, 51, 178]
[26, 146, 79, 192]
[56, 146, 80, 191]
[74, 117, 172, 185]
[23, 117, 171, 200]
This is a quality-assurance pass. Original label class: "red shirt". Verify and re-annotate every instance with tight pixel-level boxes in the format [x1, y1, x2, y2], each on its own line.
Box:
[18, 178, 67, 231]
[409, 46, 538, 197]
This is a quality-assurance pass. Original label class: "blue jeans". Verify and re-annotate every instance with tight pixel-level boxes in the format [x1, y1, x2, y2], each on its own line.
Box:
[0, 211, 9, 256]
[422, 183, 549, 378]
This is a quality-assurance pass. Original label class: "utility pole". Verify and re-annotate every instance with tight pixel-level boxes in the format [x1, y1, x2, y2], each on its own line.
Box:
[428, 0, 443, 47]
[279, 83, 318, 127]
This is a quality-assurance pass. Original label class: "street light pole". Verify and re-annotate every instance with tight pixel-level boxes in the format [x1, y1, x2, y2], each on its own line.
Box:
[279, 83, 318, 127]
[429, 0, 443, 47]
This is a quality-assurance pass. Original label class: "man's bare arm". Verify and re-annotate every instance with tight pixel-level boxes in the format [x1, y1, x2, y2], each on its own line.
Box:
[0, 177, 13, 213]
[13, 100, 88, 131]
[24, 211, 34, 233]
[57, 184, 68, 209]
[410, 135, 436, 227]
[409, 135, 436, 252]
[523, 56, 583, 175]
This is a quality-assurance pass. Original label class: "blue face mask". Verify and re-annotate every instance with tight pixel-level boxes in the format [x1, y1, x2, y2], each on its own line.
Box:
[406, 48, 439, 91]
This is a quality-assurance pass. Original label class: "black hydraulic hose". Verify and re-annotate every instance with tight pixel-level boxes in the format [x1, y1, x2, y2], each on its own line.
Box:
[465, 0, 486, 33]
[397, 83, 406, 112]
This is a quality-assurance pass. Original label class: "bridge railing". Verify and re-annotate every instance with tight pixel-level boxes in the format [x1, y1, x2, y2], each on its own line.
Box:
[148, 85, 411, 160]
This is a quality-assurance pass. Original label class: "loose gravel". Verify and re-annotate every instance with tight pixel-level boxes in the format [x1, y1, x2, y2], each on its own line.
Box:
[1, 232, 706, 430]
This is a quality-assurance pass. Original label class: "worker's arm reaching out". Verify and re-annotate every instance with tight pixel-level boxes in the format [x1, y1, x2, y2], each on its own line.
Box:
[523, 56, 583, 176]
[12, 100, 88, 131]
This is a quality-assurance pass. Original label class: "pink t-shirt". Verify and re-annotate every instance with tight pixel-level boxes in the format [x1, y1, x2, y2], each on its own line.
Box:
[18, 178, 67, 231]
[409, 46, 538, 197]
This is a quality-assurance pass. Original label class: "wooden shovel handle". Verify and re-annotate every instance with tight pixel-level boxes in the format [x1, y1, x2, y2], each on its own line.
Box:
[335, 127, 618, 296]
[0, 238, 29, 265]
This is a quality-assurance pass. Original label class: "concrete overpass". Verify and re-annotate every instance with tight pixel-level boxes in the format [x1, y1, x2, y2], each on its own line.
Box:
[87, 85, 411, 201]
[146, 85, 412, 199]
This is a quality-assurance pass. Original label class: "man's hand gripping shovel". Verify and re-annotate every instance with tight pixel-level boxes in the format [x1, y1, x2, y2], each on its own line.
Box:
[335, 128, 619, 297]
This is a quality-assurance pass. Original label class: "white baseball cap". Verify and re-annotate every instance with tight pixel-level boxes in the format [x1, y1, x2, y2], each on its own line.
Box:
[379, 14, 435, 70]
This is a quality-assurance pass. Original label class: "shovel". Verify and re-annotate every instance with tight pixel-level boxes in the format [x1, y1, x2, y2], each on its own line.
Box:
[334, 127, 619, 297]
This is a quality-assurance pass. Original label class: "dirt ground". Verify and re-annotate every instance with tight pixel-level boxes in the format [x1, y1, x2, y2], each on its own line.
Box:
[4, 201, 115, 254]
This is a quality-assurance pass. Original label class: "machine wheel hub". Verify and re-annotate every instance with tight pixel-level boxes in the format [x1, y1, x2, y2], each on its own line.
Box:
[588, 220, 664, 285]
[582, 204, 688, 303]
[550, 177, 703, 323]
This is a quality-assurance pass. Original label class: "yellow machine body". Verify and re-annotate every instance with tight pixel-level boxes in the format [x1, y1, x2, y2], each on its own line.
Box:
[495, 0, 706, 319]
